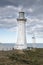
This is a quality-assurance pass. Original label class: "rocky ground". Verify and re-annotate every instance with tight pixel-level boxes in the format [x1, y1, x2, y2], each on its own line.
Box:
[0, 48, 43, 65]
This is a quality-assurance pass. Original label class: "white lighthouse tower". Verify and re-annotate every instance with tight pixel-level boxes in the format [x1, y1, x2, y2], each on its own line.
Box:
[32, 33, 36, 48]
[16, 10, 27, 49]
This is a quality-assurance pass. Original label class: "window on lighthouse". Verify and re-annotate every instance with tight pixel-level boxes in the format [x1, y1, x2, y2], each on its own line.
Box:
[19, 12, 24, 19]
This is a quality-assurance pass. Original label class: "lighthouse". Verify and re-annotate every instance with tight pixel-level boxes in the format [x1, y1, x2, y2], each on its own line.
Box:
[16, 10, 27, 49]
[32, 35, 36, 48]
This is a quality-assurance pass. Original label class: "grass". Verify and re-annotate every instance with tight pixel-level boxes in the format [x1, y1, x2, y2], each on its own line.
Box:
[0, 48, 43, 65]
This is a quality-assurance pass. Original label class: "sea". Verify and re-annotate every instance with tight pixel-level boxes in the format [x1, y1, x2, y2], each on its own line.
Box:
[0, 43, 43, 51]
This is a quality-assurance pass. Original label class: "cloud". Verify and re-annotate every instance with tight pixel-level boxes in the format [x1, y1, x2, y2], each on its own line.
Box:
[0, 6, 18, 29]
[0, 0, 43, 38]
[26, 17, 43, 37]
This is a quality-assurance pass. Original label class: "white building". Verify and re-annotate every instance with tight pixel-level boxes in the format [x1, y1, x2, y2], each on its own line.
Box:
[15, 10, 27, 49]
[32, 36, 36, 48]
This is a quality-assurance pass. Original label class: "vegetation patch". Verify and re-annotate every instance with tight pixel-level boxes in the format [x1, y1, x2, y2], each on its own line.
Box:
[0, 48, 43, 65]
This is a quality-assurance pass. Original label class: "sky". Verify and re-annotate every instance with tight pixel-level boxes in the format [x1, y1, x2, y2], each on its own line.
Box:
[0, 0, 43, 43]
